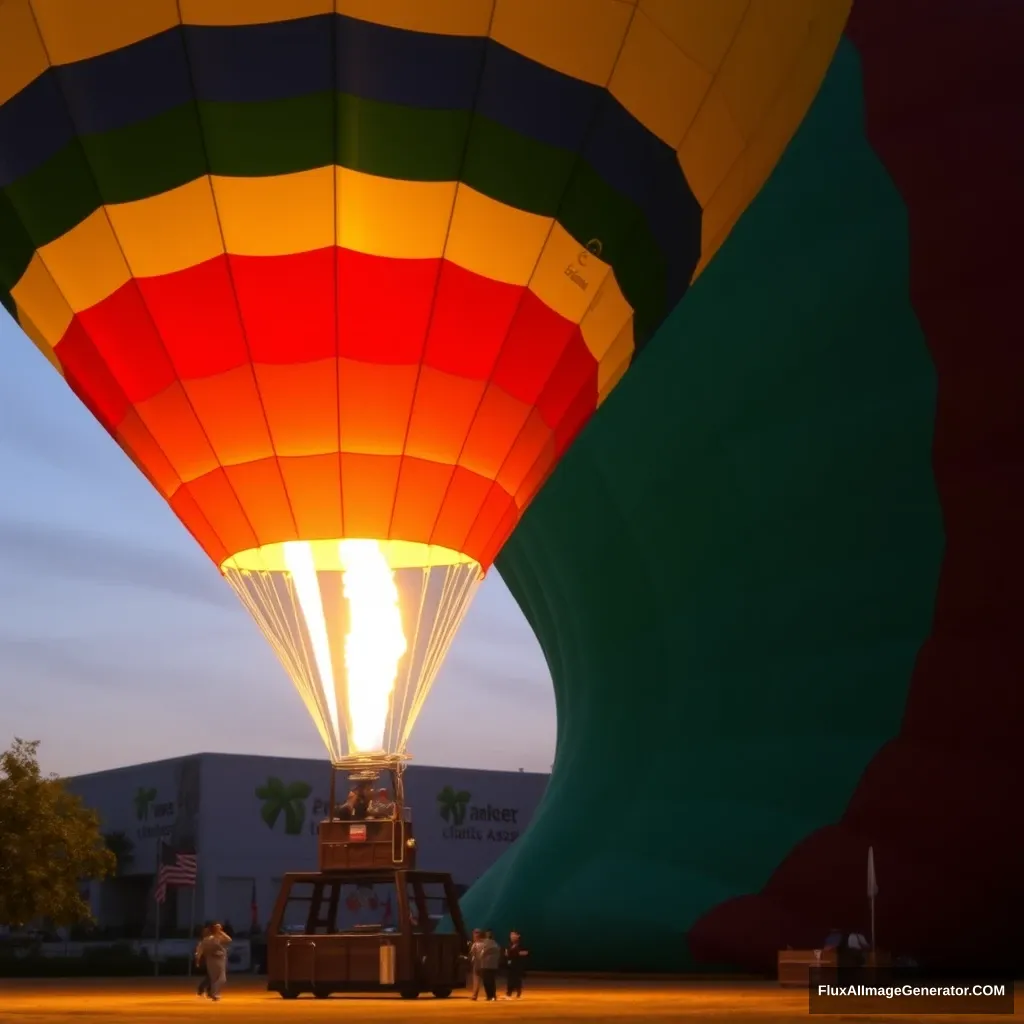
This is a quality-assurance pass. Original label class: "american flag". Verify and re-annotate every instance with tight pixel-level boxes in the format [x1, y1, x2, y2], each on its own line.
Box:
[154, 842, 197, 904]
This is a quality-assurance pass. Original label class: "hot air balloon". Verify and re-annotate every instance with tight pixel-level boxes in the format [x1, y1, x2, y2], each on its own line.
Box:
[0, 2, 849, 772]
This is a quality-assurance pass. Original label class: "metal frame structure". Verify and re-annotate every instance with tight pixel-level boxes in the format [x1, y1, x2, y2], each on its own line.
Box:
[266, 763, 469, 1000]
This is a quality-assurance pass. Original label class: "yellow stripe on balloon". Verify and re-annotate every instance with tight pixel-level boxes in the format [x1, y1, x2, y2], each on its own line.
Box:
[444, 185, 551, 288]
[337, 0, 494, 37]
[214, 169, 336, 257]
[597, 322, 634, 403]
[0, 0, 49, 107]
[579, 270, 633, 363]
[180, 0, 334, 26]
[30, 0, 179, 66]
[490, 0, 635, 87]
[338, 170, 455, 260]
[637, 0, 749, 75]
[34, 209, 131, 314]
[690, 1, 852, 275]
[531, 225, 613, 325]
[609, 9, 714, 149]
[23, 169, 635, 333]
[14, 302, 64, 374]
[107, 177, 223, 277]
[9, 253, 75, 344]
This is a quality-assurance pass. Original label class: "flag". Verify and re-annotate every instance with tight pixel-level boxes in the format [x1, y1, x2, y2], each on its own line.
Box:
[867, 846, 878, 899]
[250, 879, 259, 931]
[155, 842, 197, 904]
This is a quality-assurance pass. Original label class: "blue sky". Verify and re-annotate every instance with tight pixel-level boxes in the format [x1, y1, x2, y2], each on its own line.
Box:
[0, 312, 555, 778]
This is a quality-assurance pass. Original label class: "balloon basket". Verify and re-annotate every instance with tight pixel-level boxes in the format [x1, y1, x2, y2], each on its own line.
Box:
[265, 867, 468, 1000]
[319, 816, 417, 872]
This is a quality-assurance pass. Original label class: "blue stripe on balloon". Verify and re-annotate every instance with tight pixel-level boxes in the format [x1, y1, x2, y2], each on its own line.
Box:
[474, 44, 598, 152]
[0, 74, 74, 187]
[0, 13, 696, 296]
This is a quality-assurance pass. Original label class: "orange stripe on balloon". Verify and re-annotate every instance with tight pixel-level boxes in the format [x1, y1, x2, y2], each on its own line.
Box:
[338, 360, 418, 457]
[117, 356, 559, 493]
[136, 447, 549, 572]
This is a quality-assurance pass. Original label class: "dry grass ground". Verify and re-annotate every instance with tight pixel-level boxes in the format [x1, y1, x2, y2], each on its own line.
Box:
[0, 976, 1018, 1023]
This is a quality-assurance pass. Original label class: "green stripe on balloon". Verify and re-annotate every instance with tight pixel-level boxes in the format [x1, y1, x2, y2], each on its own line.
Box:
[0, 94, 671, 343]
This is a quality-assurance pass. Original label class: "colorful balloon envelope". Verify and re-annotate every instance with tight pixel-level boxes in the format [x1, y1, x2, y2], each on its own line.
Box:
[0, 0, 850, 765]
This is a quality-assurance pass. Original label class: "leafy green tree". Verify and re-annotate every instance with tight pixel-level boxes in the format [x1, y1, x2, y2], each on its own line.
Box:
[255, 777, 311, 835]
[0, 738, 115, 928]
[437, 785, 471, 826]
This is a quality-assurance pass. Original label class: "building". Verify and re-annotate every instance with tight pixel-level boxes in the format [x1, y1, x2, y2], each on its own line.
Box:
[68, 753, 549, 937]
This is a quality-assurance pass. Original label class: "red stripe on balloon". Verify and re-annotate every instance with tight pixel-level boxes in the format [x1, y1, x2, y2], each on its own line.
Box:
[58, 249, 596, 405]
[164, 453, 522, 571]
[57, 248, 599, 568]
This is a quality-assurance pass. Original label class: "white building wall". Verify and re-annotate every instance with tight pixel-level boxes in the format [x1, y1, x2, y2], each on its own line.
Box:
[69, 753, 549, 933]
[69, 758, 183, 876]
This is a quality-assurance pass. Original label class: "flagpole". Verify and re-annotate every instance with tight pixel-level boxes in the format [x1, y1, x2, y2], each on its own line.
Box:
[152, 892, 160, 978]
[154, 840, 161, 978]
[866, 846, 878, 954]
[187, 876, 198, 978]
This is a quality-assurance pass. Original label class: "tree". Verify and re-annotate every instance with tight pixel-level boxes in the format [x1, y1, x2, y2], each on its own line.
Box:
[0, 738, 115, 928]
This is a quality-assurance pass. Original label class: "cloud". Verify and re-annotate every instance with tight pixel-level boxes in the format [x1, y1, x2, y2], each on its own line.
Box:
[0, 635, 108, 690]
[0, 518, 234, 610]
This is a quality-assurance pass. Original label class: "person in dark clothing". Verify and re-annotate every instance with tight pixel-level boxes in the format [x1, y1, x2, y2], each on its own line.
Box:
[503, 930, 529, 998]
[352, 782, 372, 819]
[336, 785, 373, 818]
[335, 790, 358, 819]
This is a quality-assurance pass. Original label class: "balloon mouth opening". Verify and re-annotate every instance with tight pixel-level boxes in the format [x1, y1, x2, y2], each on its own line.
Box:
[333, 752, 410, 778]
[220, 539, 483, 763]
[220, 539, 483, 576]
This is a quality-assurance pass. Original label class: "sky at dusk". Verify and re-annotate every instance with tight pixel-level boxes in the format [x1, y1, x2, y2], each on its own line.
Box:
[0, 312, 555, 779]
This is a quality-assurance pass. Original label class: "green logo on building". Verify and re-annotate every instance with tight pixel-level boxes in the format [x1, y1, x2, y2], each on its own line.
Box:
[437, 785, 471, 826]
[255, 777, 312, 835]
[134, 786, 157, 821]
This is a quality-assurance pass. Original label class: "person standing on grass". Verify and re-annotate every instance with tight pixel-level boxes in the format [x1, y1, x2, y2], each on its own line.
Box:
[477, 929, 501, 1002]
[199, 921, 232, 1001]
[502, 929, 529, 999]
[467, 928, 484, 1000]
[194, 925, 212, 997]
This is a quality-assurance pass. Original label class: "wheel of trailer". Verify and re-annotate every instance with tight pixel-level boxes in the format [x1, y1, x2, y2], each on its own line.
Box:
[432, 987, 452, 999]
[399, 987, 420, 999]
[313, 987, 331, 999]
[278, 988, 298, 1000]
